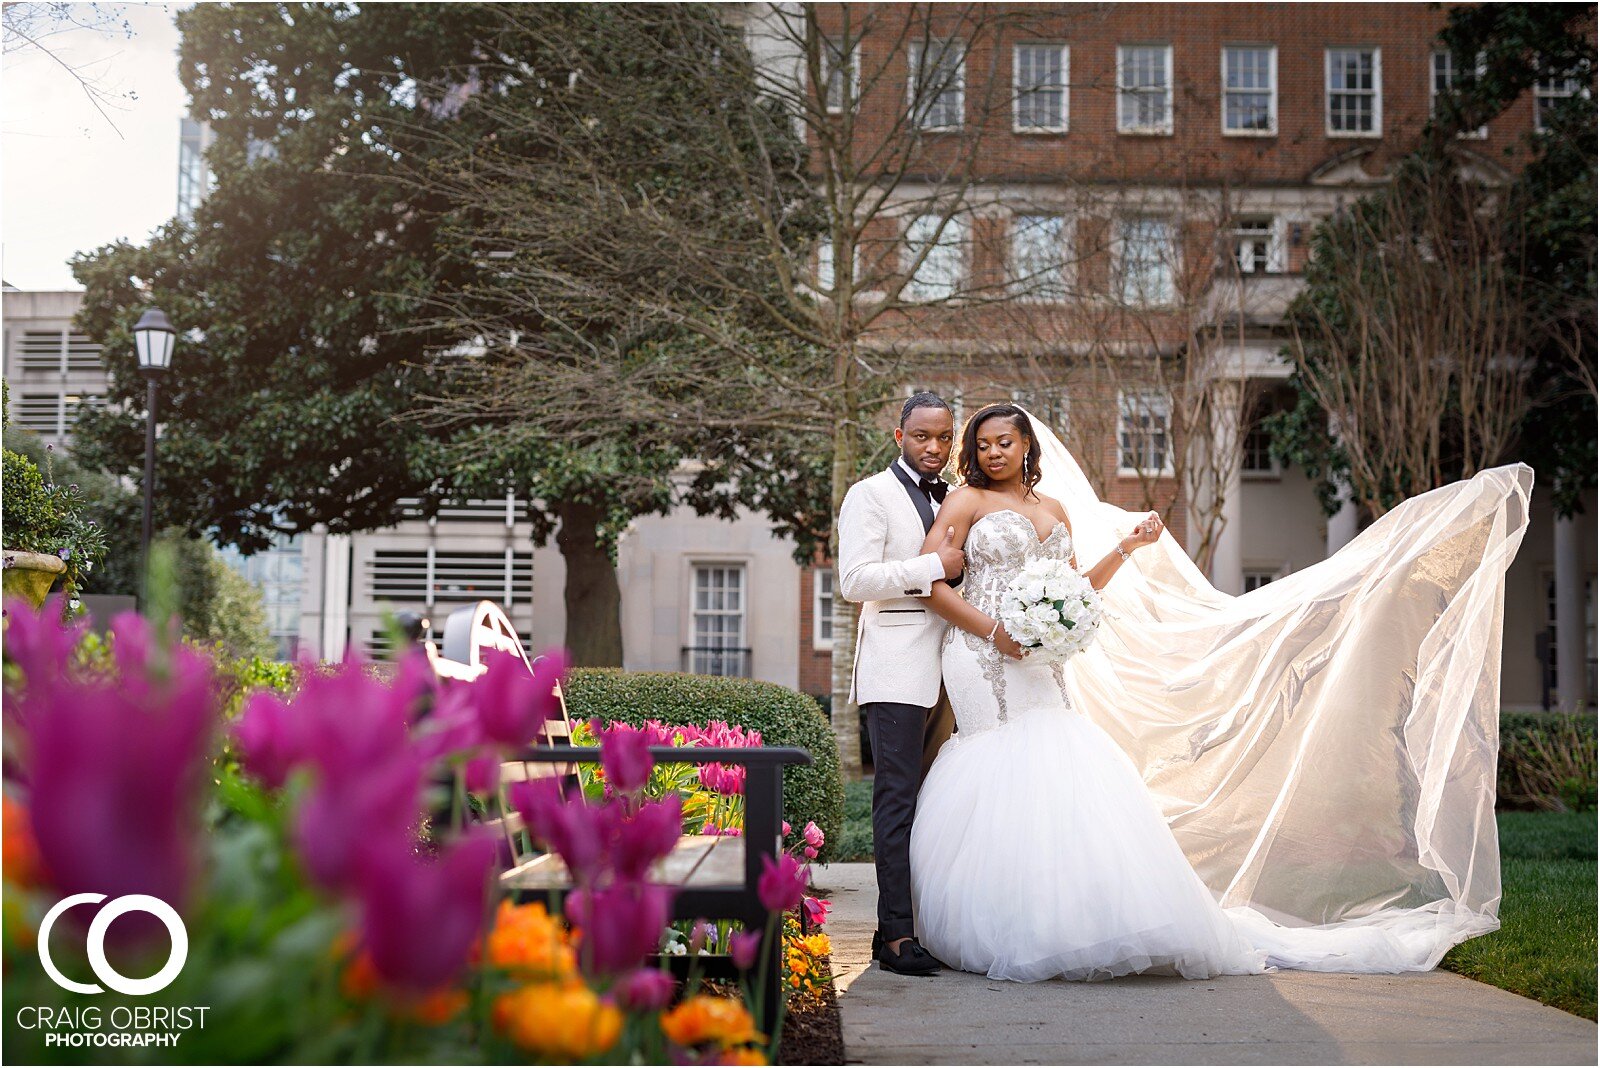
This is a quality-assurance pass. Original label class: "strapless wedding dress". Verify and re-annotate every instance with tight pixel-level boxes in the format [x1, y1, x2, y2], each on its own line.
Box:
[910, 510, 1442, 982]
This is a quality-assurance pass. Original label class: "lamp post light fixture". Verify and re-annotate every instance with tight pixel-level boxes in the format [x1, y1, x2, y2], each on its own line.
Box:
[133, 308, 177, 603]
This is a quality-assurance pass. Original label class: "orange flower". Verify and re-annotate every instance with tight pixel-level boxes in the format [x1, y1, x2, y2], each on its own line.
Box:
[487, 899, 576, 979]
[660, 995, 763, 1050]
[493, 980, 622, 1059]
[718, 1048, 768, 1066]
[800, 934, 831, 958]
[2, 795, 43, 890]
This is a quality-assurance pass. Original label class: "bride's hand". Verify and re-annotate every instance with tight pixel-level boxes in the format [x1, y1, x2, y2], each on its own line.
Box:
[1125, 512, 1163, 550]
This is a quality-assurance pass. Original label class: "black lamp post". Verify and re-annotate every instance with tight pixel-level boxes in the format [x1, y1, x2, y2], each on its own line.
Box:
[133, 308, 176, 603]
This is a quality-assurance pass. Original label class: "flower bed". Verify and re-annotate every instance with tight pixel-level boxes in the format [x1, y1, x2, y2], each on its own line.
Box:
[1, 602, 829, 1065]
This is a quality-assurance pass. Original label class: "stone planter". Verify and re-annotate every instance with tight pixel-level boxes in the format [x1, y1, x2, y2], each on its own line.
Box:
[2, 550, 67, 609]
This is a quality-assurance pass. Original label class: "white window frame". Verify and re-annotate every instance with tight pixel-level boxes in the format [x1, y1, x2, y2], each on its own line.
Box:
[1116, 389, 1174, 477]
[815, 239, 859, 294]
[1115, 216, 1177, 308]
[689, 562, 749, 677]
[1430, 49, 1488, 139]
[822, 37, 858, 115]
[908, 38, 966, 131]
[1008, 213, 1071, 301]
[1013, 42, 1070, 133]
[902, 213, 967, 302]
[1117, 44, 1174, 135]
[1240, 414, 1282, 478]
[1228, 215, 1287, 275]
[1243, 568, 1285, 592]
[812, 568, 834, 651]
[1221, 45, 1277, 136]
[1534, 72, 1582, 133]
[1325, 47, 1382, 138]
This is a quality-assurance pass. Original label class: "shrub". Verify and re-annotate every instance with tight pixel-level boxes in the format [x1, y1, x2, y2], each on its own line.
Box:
[564, 669, 845, 861]
[1500, 711, 1598, 812]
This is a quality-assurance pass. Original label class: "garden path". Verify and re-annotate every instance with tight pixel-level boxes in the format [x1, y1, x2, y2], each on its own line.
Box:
[815, 862, 1597, 1065]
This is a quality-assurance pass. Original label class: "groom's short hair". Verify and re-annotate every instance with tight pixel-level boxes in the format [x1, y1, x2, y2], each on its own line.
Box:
[900, 391, 952, 426]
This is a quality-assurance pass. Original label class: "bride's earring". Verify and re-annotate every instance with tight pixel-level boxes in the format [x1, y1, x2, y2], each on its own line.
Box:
[1023, 455, 1030, 480]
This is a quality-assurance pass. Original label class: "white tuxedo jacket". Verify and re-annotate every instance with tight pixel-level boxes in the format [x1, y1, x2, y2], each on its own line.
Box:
[838, 466, 950, 708]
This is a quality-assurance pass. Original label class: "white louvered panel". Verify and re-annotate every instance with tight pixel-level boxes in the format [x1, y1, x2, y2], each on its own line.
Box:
[368, 550, 431, 601]
[15, 393, 61, 433]
[367, 548, 533, 604]
[65, 334, 103, 372]
[18, 331, 64, 373]
[397, 495, 522, 524]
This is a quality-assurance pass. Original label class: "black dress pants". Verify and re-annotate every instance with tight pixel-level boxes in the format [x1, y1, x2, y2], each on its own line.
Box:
[863, 699, 939, 941]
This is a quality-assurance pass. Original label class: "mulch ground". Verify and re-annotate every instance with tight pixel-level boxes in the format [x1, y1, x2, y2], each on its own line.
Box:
[775, 954, 845, 1065]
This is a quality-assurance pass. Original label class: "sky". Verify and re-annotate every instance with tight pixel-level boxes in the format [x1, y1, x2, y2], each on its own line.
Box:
[2, 3, 188, 291]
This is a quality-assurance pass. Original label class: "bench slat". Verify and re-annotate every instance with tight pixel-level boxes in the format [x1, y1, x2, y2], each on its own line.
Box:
[498, 835, 741, 891]
[684, 837, 745, 887]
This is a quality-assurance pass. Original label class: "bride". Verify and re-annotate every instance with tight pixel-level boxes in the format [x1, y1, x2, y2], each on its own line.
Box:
[908, 402, 1533, 982]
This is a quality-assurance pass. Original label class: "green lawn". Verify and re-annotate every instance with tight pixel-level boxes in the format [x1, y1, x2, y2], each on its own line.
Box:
[1442, 810, 1597, 1020]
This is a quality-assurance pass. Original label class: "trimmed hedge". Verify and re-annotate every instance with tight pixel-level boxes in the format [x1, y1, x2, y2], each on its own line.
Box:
[564, 669, 846, 861]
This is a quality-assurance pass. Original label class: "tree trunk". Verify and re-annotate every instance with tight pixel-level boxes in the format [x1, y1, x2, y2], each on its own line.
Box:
[555, 500, 624, 667]
[829, 359, 864, 778]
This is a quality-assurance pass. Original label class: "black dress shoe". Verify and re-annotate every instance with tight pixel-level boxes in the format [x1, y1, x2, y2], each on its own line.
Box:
[877, 936, 941, 976]
[871, 929, 883, 957]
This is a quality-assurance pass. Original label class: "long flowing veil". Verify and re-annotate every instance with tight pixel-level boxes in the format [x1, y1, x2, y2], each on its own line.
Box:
[1017, 407, 1534, 968]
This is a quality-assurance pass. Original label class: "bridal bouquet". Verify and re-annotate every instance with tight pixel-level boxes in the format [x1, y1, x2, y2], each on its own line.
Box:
[996, 558, 1104, 664]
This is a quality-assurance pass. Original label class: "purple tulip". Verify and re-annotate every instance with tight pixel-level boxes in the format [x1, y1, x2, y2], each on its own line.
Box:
[594, 719, 654, 794]
[357, 832, 496, 992]
[612, 795, 682, 881]
[17, 609, 213, 924]
[758, 853, 809, 914]
[729, 930, 763, 971]
[232, 690, 307, 789]
[697, 762, 745, 797]
[565, 880, 672, 976]
[511, 778, 611, 885]
[614, 967, 677, 1012]
[471, 648, 566, 747]
[700, 822, 742, 838]
[295, 751, 424, 891]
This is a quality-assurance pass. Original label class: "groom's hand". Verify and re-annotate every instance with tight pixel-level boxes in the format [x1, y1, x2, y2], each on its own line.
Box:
[937, 526, 965, 579]
[994, 625, 1026, 660]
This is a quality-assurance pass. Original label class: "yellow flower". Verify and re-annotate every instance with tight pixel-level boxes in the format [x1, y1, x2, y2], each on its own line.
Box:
[494, 981, 622, 1059]
[718, 1048, 768, 1065]
[801, 934, 831, 957]
[661, 995, 763, 1049]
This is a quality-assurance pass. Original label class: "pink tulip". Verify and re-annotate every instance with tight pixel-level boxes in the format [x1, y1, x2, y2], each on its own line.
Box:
[566, 881, 672, 976]
[511, 778, 611, 885]
[697, 762, 745, 796]
[295, 751, 424, 891]
[729, 930, 763, 971]
[802, 820, 825, 850]
[232, 689, 307, 790]
[782, 821, 792, 837]
[472, 648, 566, 747]
[700, 822, 742, 838]
[612, 795, 683, 881]
[802, 896, 831, 927]
[357, 832, 496, 992]
[803, 845, 818, 860]
[757, 853, 809, 914]
[614, 967, 677, 1012]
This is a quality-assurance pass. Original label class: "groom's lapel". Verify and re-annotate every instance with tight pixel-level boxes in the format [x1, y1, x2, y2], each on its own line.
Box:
[888, 462, 936, 535]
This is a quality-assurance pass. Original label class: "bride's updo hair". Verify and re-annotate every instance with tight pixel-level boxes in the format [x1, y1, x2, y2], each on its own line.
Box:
[959, 403, 1043, 496]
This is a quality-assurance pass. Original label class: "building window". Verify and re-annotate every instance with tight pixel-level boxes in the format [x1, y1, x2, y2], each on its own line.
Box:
[813, 568, 834, 650]
[15, 329, 102, 374]
[1014, 43, 1069, 132]
[1009, 214, 1069, 301]
[1326, 48, 1380, 136]
[690, 564, 748, 677]
[1011, 386, 1070, 436]
[1118, 390, 1171, 475]
[903, 214, 966, 302]
[1534, 72, 1582, 133]
[908, 39, 965, 130]
[1243, 570, 1280, 592]
[1222, 46, 1276, 135]
[1118, 45, 1173, 134]
[220, 535, 304, 659]
[1230, 217, 1284, 274]
[1431, 50, 1487, 138]
[1544, 574, 1598, 704]
[1117, 217, 1176, 307]
[822, 38, 857, 114]
[1240, 419, 1279, 476]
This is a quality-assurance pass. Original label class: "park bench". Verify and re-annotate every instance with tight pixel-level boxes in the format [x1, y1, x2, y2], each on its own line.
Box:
[428, 600, 814, 1024]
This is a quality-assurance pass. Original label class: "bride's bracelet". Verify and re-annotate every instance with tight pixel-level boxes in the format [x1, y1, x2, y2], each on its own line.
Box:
[984, 620, 1000, 643]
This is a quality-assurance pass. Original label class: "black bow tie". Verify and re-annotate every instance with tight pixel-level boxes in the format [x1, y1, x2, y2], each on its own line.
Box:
[918, 476, 948, 503]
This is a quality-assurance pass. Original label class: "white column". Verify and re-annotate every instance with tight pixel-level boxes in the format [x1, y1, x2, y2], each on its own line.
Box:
[320, 532, 352, 661]
[1209, 383, 1244, 596]
[1555, 514, 1588, 710]
[1326, 475, 1360, 556]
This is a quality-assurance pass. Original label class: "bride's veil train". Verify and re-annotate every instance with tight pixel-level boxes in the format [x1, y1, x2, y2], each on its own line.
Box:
[1016, 406, 1534, 969]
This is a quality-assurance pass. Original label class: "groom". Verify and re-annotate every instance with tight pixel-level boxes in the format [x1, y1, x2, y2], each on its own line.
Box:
[837, 391, 963, 976]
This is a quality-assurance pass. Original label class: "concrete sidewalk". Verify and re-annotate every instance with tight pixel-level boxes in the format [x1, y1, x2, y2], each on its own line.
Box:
[815, 862, 1597, 1066]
